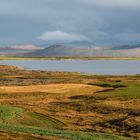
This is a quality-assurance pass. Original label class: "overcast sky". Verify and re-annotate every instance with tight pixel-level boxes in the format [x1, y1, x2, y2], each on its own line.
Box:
[0, 0, 140, 46]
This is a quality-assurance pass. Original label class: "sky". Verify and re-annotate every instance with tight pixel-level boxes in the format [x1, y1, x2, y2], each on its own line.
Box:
[0, 0, 140, 46]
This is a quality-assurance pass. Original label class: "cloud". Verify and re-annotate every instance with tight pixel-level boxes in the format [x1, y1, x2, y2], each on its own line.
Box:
[83, 0, 140, 8]
[38, 30, 90, 42]
[115, 31, 140, 42]
[0, 0, 140, 45]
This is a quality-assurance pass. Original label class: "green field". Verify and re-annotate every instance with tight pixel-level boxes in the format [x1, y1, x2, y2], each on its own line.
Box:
[0, 105, 134, 140]
[0, 55, 140, 60]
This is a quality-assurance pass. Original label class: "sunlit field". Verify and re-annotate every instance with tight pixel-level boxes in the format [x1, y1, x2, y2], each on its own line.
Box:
[0, 65, 139, 139]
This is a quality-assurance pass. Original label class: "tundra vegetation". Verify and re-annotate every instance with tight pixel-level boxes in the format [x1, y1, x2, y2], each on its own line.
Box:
[0, 56, 140, 60]
[0, 65, 139, 140]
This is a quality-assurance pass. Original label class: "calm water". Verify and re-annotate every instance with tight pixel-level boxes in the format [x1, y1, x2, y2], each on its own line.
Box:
[1, 60, 140, 75]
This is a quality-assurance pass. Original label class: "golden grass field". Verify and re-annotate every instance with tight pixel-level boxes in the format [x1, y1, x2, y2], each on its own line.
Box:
[0, 65, 139, 140]
[0, 84, 102, 94]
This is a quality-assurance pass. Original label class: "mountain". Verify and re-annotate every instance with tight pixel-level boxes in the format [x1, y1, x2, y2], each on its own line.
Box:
[27, 41, 103, 57]
[111, 44, 140, 50]
[28, 44, 108, 57]
[61, 41, 95, 47]
[0, 44, 43, 56]
[28, 43, 140, 57]
[113, 47, 140, 57]
[8, 44, 44, 50]
[39, 41, 95, 48]
[1, 42, 140, 57]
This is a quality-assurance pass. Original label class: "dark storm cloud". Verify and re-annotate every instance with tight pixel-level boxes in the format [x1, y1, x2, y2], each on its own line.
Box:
[0, 0, 140, 45]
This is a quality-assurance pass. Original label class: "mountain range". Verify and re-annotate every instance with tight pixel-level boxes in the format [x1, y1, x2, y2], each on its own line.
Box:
[0, 42, 140, 57]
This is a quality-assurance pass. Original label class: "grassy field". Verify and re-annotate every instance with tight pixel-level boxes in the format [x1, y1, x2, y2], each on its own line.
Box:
[0, 65, 139, 139]
[0, 55, 140, 60]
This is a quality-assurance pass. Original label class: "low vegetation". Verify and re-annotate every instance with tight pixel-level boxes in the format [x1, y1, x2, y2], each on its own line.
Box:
[0, 55, 140, 60]
[0, 65, 139, 139]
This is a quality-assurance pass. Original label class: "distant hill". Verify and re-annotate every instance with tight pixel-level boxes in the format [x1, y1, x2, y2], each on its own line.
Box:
[61, 41, 95, 47]
[0, 44, 43, 56]
[10, 44, 43, 50]
[39, 41, 95, 48]
[28, 44, 105, 57]
[111, 44, 140, 50]
[28, 43, 140, 57]
[1, 43, 140, 57]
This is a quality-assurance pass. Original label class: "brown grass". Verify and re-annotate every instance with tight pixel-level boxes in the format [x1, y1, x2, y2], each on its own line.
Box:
[0, 65, 140, 139]
[0, 84, 102, 95]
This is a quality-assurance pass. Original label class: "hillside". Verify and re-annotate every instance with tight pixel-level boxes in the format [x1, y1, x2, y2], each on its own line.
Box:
[1, 43, 140, 57]
[0, 44, 43, 56]
[28, 44, 140, 57]
[28, 44, 104, 57]
[111, 44, 140, 50]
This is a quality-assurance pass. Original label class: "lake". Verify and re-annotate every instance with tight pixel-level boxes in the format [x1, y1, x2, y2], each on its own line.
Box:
[1, 60, 140, 75]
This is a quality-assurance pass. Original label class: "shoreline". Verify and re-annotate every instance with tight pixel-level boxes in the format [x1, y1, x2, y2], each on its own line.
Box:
[0, 56, 140, 60]
[0, 64, 140, 76]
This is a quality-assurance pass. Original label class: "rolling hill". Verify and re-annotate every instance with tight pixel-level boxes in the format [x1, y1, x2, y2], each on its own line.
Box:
[1, 42, 140, 57]
[28, 44, 140, 57]
[0, 44, 43, 56]
[28, 44, 104, 57]
[111, 44, 140, 50]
